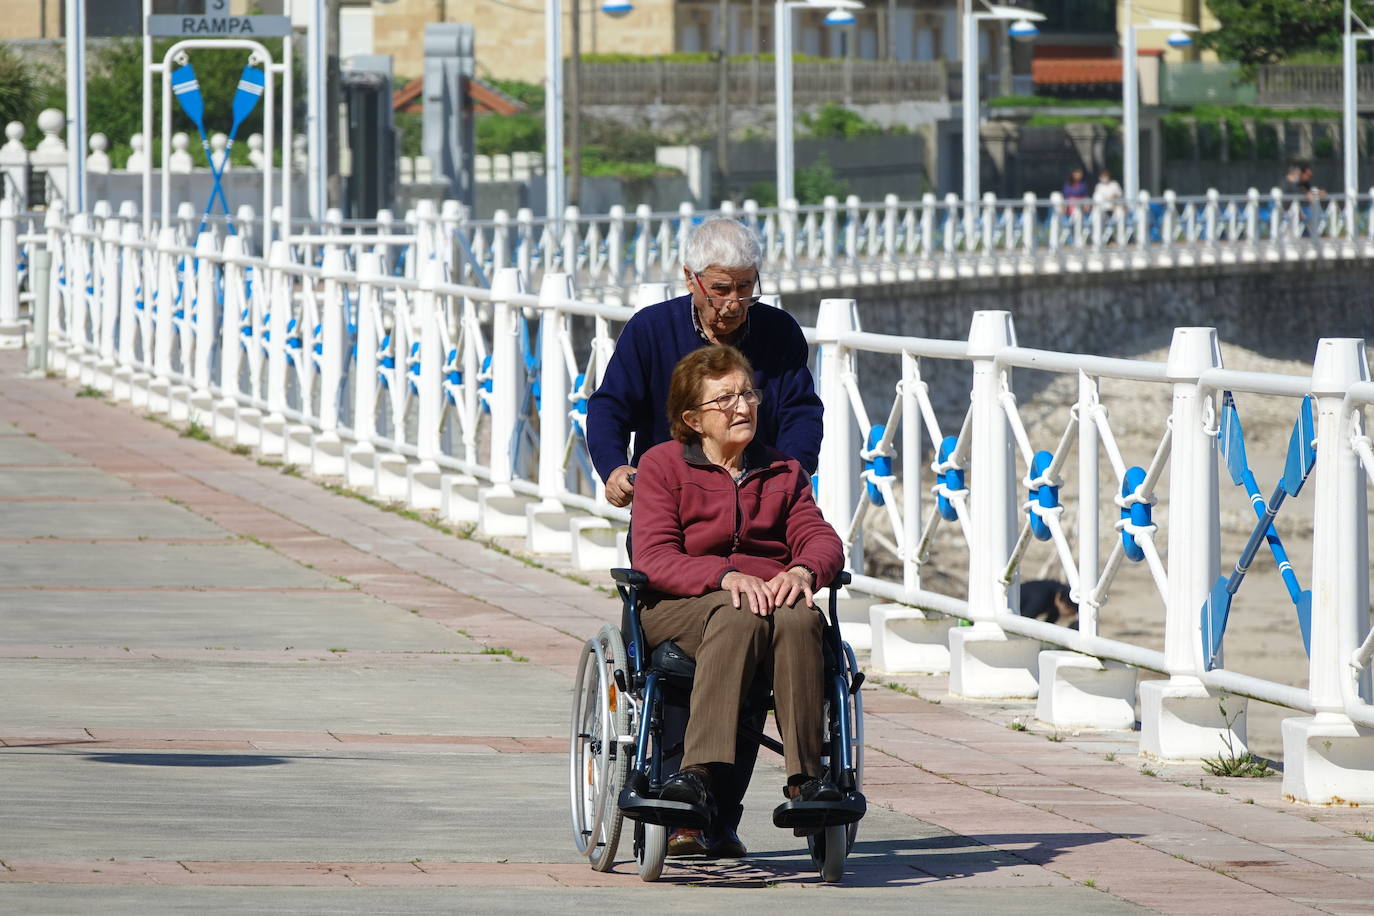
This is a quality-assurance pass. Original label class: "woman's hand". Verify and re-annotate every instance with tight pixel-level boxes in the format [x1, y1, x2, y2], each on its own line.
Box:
[722, 571, 774, 616]
[767, 566, 815, 609]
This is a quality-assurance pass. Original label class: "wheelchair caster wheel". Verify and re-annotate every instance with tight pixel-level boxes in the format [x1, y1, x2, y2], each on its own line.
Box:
[809, 824, 848, 883]
[637, 822, 667, 881]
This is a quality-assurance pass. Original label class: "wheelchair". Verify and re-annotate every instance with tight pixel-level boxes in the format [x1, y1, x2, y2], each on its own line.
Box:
[569, 568, 866, 883]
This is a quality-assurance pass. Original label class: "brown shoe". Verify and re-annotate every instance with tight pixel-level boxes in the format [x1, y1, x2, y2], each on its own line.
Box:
[666, 828, 710, 857]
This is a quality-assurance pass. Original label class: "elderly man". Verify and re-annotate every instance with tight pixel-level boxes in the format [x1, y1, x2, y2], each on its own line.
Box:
[587, 218, 823, 505]
[586, 217, 824, 859]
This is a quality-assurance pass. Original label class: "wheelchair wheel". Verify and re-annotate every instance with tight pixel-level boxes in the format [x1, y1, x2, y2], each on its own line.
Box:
[593, 624, 631, 871]
[568, 628, 628, 871]
[637, 822, 668, 882]
[811, 824, 848, 883]
[842, 640, 864, 849]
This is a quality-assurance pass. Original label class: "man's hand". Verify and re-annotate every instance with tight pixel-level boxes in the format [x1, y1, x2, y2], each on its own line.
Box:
[605, 465, 636, 507]
[722, 571, 774, 616]
[767, 566, 815, 609]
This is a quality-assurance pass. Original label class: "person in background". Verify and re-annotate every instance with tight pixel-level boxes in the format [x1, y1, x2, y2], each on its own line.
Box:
[1092, 168, 1123, 215]
[1062, 167, 1090, 212]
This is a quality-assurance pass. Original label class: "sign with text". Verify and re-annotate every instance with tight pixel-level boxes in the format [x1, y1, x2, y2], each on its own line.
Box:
[147, 15, 292, 38]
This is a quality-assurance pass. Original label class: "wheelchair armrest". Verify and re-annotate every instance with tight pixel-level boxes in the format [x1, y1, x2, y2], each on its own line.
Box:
[828, 570, 851, 589]
[611, 568, 649, 588]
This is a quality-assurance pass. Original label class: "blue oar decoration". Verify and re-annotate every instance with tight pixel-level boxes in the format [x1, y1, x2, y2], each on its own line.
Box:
[170, 54, 266, 236]
[1202, 393, 1317, 669]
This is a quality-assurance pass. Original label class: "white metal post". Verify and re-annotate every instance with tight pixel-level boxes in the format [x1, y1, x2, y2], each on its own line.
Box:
[1283, 337, 1374, 804]
[1077, 370, 1100, 637]
[191, 232, 216, 393]
[775, 0, 795, 206]
[415, 258, 443, 465]
[537, 272, 574, 502]
[1140, 326, 1237, 760]
[0, 197, 17, 341]
[1123, 5, 1139, 201]
[951, 309, 1039, 698]
[546, 0, 565, 222]
[814, 298, 857, 551]
[961, 0, 979, 210]
[353, 252, 381, 439]
[488, 267, 525, 484]
[65, 0, 86, 213]
[265, 240, 289, 417]
[318, 246, 345, 432]
[308, 0, 327, 223]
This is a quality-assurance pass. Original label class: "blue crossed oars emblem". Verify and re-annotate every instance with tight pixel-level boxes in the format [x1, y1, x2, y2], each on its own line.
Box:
[170, 52, 267, 236]
[1201, 391, 1318, 670]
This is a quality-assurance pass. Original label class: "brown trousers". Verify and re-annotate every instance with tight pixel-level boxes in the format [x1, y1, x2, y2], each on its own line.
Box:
[641, 590, 825, 780]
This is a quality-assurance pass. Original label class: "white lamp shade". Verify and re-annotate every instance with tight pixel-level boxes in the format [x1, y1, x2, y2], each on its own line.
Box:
[602, 0, 633, 16]
[824, 8, 856, 26]
[1166, 30, 1193, 47]
[1008, 19, 1039, 41]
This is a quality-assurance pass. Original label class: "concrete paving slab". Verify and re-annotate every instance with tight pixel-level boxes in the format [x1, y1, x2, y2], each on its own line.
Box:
[0, 542, 352, 589]
[0, 501, 228, 540]
[0, 467, 142, 499]
[0, 657, 569, 734]
[0, 437, 87, 465]
[0, 591, 479, 652]
[0, 884, 1154, 915]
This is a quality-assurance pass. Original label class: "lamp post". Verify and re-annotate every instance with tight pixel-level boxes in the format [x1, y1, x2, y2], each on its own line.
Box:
[1343, 0, 1374, 220]
[961, 2, 1043, 208]
[1122, 1, 1196, 201]
[546, 0, 632, 221]
[774, 0, 863, 206]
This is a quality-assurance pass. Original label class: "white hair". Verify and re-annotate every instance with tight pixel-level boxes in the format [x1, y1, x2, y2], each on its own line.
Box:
[683, 218, 762, 273]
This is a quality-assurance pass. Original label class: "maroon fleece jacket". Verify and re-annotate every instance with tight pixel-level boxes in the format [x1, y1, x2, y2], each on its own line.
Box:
[632, 438, 844, 597]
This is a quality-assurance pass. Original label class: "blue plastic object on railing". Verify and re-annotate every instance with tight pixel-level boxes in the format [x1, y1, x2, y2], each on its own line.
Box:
[1028, 449, 1056, 541]
[864, 425, 890, 505]
[936, 435, 962, 522]
[1120, 465, 1149, 562]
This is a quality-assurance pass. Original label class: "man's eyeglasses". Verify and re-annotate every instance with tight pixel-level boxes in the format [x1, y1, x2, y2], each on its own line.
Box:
[692, 388, 763, 412]
[691, 270, 763, 313]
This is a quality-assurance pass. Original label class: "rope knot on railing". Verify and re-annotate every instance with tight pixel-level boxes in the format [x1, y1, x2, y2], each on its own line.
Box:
[1024, 449, 1061, 542]
[860, 425, 894, 506]
[932, 434, 966, 522]
[1115, 465, 1154, 562]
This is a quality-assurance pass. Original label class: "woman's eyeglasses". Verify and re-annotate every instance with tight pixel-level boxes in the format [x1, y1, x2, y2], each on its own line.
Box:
[692, 388, 763, 412]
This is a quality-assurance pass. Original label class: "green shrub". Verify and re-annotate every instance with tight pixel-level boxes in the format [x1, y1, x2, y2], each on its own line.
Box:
[1162, 116, 1194, 158]
[395, 111, 422, 158]
[0, 46, 39, 127]
[1223, 117, 1251, 159]
[487, 79, 544, 109]
[476, 112, 544, 156]
[795, 153, 847, 204]
[800, 103, 882, 139]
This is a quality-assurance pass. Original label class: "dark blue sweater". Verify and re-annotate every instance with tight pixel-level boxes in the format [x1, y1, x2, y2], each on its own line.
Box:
[587, 295, 824, 481]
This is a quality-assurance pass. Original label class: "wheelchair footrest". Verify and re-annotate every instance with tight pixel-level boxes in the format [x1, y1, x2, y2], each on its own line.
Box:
[771, 793, 866, 830]
[618, 774, 712, 829]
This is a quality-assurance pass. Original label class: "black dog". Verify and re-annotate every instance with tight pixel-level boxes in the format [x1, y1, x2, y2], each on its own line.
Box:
[1019, 580, 1079, 629]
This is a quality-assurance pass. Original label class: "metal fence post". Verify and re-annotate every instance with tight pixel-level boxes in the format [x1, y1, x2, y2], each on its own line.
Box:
[1283, 337, 1374, 804]
[528, 271, 577, 553]
[1140, 326, 1235, 760]
[950, 310, 1039, 699]
[25, 249, 51, 374]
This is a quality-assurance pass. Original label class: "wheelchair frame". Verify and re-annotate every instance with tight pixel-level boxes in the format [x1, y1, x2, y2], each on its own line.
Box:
[569, 568, 866, 883]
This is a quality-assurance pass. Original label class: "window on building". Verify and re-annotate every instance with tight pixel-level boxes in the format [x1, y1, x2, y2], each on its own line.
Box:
[1033, 0, 1115, 34]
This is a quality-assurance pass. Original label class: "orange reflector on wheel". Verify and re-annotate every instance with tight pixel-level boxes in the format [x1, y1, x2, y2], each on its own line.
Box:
[608, 682, 617, 712]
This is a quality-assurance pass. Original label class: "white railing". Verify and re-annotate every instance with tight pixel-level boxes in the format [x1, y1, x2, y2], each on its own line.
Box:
[20, 200, 1374, 804]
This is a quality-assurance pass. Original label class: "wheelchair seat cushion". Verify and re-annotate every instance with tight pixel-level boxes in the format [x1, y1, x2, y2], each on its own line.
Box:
[650, 640, 697, 680]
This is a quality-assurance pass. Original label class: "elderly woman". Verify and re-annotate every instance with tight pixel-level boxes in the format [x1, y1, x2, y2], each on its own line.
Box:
[632, 344, 845, 813]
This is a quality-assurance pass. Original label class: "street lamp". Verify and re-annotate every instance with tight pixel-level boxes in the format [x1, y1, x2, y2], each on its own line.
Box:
[962, 2, 1044, 207]
[774, 0, 863, 206]
[1121, 1, 1197, 201]
[546, 0, 634, 221]
[1343, 0, 1374, 218]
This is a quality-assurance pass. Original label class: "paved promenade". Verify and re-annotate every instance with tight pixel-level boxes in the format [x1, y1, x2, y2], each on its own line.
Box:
[1, 350, 1371, 914]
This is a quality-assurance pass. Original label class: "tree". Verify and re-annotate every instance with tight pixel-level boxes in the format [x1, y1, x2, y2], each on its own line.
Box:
[1200, 0, 1374, 69]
